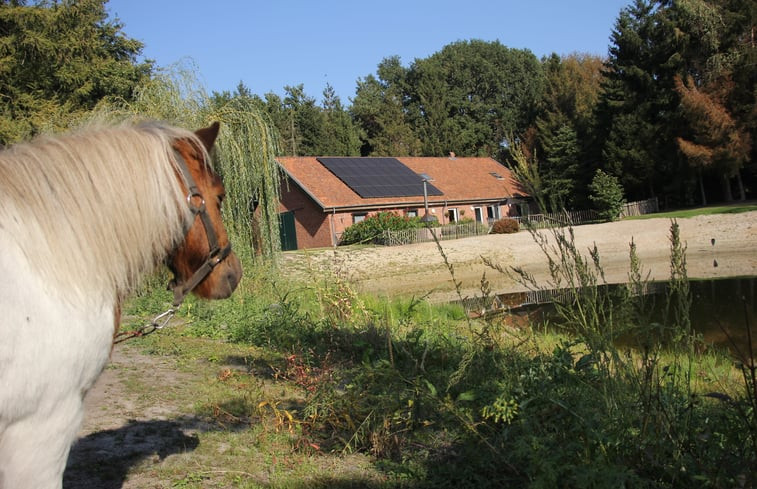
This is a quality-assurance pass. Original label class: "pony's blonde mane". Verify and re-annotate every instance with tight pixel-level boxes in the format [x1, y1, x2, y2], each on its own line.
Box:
[0, 121, 208, 303]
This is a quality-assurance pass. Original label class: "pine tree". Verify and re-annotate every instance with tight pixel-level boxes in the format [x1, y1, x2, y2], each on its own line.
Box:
[594, 0, 687, 203]
[589, 169, 626, 221]
[0, 0, 151, 144]
[672, 0, 754, 202]
[539, 119, 581, 210]
[319, 84, 360, 156]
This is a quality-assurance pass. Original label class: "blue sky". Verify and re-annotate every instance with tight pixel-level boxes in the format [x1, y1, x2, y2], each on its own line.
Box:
[106, 0, 631, 105]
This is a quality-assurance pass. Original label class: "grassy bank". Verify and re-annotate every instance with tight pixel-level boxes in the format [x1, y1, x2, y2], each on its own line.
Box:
[104, 228, 757, 489]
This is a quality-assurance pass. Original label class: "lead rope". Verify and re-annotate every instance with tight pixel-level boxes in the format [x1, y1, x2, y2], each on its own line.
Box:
[113, 308, 176, 344]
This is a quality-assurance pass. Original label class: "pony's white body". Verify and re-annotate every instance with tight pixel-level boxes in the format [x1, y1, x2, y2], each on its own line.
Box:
[0, 123, 232, 488]
[0, 234, 114, 488]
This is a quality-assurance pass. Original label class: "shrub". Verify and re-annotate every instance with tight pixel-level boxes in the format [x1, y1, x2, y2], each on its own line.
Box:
[589, 169, 626, 221]
[490, 217, 519, 234]
[340, 211, 421, 245]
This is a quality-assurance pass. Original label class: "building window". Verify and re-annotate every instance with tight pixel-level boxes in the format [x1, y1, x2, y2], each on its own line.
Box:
[406, 209, 418, 218]
[473, 207, 484, 223]
[487, 205, 501, 221]
[353, 213, 367, 224]
[448, 208, 459, 223]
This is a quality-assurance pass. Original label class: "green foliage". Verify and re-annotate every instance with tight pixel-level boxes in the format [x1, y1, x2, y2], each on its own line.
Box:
[320, 83, 361, 156]
[350, 57, 421, 156]
[0, 0, 152, 144]
[406, 40, 545, 158]
[506, 137, 544, 208]
[260, 83, 361, 157]
[490, 217, 519, 234]
[340, 211, 422, 245]
[532, 53, 605, 209]
[589, 169, 626, 221]
[226, 289, 318, 349]
[594, 1, 683, 202]
[539, 122, 582, 210]
[594, 0, 755, 204]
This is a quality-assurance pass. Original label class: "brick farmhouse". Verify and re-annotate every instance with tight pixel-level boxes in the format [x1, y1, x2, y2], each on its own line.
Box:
[275, 155, 529, 250]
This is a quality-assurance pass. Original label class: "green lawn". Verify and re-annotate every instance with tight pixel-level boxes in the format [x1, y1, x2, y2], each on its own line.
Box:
[625, 201, 757, 220]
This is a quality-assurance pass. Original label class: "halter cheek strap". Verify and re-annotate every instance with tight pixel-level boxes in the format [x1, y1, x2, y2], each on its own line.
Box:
[170, 151, 232, 307]
[114, 151, 233, 344]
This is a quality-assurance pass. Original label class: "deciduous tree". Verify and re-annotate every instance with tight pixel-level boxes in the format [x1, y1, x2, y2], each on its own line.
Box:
[350, 56, 420, 156]
[406, 40, 544, 158]
[675, 75, 750, 201]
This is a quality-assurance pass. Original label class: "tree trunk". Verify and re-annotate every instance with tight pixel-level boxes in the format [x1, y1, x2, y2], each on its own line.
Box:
[698, 169, 707, 206]
[736, 170, 746, 201]
[721, 174, 734, 202]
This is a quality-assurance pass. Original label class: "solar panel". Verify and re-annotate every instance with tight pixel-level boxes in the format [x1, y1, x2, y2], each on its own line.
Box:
[317, 157, 444, 198]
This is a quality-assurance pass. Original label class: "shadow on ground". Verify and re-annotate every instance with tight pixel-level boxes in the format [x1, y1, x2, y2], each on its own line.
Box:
[63, 418, 200, 489]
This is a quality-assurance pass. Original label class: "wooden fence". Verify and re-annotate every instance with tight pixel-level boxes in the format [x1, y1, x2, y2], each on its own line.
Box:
[512, 209, 599, 229]
[379, 199, 658, 247]
[620, 197, 659, 217]
[380, 221, 489, 246]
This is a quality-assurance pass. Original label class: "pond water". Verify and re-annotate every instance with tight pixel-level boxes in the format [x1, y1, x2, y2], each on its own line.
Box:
[474, 276, 757, 356]
[686, 276, 756, 355]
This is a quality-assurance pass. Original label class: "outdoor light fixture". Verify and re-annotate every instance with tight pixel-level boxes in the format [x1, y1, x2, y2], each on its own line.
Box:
[421, 175, 436, 223]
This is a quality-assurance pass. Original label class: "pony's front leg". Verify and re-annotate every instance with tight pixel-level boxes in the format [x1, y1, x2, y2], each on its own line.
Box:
[0, 395, 85, 489]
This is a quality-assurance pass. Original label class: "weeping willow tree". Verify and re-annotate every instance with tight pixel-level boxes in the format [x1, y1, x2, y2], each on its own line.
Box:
[506, 137, 545, 212]
[82, 61, 282, 259]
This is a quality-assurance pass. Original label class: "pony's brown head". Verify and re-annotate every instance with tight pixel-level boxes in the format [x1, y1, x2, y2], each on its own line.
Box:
[168, 122, 242, 302]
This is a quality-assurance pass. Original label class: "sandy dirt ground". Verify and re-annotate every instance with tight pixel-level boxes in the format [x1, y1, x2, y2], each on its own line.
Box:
[64, 345, 201, 489]
[282, 211, 757, 303]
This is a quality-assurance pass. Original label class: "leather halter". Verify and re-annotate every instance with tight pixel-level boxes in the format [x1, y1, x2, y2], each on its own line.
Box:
[170, 151, 232, 307]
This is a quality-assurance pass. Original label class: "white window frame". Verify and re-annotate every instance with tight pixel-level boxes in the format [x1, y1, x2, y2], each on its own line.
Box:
[487, 205, 501, 221]
[473, 207, 484, 223]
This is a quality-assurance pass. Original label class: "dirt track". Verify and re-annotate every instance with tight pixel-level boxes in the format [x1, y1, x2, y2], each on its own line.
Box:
[282, 211, 757, 302]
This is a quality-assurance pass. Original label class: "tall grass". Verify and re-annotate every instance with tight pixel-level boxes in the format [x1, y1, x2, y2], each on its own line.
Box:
[121, 212, 756, 487]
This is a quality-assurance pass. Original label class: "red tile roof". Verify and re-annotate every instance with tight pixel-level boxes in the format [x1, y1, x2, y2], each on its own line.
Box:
[276, 156, 528, 211]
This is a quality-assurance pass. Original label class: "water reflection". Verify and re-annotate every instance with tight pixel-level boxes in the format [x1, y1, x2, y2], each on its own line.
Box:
[468, 277, 757, 355]
[688, 277, 756, 355]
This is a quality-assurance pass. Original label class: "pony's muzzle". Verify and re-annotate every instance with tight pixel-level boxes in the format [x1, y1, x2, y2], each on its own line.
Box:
[209, 251, 242, 299]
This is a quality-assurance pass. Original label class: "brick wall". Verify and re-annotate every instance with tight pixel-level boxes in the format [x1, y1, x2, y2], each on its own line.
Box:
[279, 178, 333, 249]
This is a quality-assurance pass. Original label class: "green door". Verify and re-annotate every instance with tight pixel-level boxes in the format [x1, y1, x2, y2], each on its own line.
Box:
[279, 211, 298, 251]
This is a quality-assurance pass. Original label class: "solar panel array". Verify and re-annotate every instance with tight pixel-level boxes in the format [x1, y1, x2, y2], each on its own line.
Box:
[317, 157, 444, 198]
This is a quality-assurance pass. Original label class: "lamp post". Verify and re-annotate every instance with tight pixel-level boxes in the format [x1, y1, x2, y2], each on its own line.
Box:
[421, 177, 435, 223]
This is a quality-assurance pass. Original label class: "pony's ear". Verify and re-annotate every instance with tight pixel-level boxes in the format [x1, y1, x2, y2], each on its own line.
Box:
[194, 122, 220, 151]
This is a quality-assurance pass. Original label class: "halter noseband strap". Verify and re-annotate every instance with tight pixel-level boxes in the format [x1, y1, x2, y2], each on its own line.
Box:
[170, 151, 232, 307]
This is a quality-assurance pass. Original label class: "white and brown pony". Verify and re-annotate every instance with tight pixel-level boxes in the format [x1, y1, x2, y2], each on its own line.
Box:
[0, 121, 242, 488]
